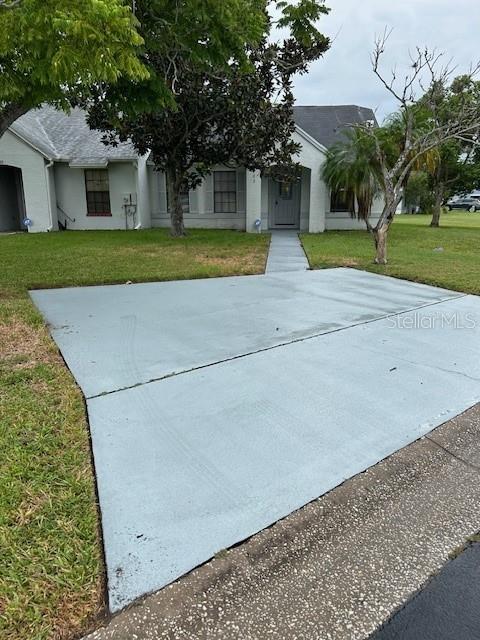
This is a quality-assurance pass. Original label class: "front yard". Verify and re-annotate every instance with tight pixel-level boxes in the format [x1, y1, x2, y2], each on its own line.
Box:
[0, 229, 269, 640]
[301, 212, 480, 295]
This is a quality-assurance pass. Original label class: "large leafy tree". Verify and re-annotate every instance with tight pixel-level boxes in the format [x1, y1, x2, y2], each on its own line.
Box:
[0, 0, 267, 139]
[88, 0, 330, 236]
[414, 75, 480, 226]
[0, 0, 149, 137]
[402, 170, 435, 214]
[425, 140, 480, 226]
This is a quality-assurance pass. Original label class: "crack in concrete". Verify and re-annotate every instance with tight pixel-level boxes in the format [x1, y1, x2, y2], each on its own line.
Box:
[351, 345, 480, 384]
[423, 365, 480, 383]
[87, 294, 468, 400]
[425, 434, 480, 472]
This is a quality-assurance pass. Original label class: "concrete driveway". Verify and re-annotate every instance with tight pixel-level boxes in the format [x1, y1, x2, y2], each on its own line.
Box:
[31, 268, 480, 612]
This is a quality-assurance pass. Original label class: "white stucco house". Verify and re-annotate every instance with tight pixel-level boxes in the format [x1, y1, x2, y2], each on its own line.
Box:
[0, 104, 381, 234]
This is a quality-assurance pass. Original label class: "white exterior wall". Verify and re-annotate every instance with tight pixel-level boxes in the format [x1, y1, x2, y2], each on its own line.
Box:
[46, 164, 58, 230]
[299, 167, 311, 232]
[245, 170, 262, 233]
[55, 162, 138, 230]
[291, 130, 327, 233]
[0, 130, 52, 232]
[150, 165, 247, 230]
[136, 155, 151, 229]
[260, 178, 269, 231]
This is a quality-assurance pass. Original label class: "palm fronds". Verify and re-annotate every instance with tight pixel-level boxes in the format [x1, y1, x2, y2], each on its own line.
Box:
[322, 127, 382, 221]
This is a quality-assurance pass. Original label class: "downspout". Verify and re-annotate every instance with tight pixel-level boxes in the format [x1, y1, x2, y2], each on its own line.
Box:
[44, 158, 54, 231]
[123, 160, 140, 230]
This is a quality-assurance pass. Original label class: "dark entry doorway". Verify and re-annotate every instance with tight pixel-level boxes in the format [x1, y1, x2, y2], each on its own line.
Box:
[0, 166, 26, 231]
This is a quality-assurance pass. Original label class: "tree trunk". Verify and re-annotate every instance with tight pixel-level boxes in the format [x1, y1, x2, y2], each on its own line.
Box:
[373, 224, 388, 264]
[430, 184, 444, 227]
[371, 196, 399, 265]
[0, 102, 30, 140]
[166, 166, 186, 237]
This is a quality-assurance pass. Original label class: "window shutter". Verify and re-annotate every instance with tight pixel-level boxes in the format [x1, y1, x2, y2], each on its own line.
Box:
[158, 172, 167, 214]
[148, 167, 159, 214]
[189, 184, 199, 214]
[204, 174, 214, 214]
[236, 168, 246, 214]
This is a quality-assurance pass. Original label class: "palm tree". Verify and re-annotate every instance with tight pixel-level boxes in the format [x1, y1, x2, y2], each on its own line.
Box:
[322, 127, 382, 224]
[323, 118, 439, 232]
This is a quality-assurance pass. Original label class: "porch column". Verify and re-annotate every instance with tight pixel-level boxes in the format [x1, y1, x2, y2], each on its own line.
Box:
[245, 169, 262, 233]
[308, 166, 326, 233]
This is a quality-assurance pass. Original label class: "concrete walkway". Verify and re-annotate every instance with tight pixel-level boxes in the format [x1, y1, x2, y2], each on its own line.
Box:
[85, 404, 480, 640]
[265, 230, 309, 273]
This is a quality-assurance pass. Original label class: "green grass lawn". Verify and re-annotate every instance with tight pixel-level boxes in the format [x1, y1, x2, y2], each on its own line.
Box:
[0, 229, 269, 640]
[301, 211, 480, 295]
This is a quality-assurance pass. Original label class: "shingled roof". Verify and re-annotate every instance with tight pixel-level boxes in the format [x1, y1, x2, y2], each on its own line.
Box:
[10, 105, 137, 166]
[293, 105, 377, 148]
[10, 104, 377, 163]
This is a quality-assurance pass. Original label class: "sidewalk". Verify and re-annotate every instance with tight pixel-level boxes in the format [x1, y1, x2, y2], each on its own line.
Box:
[85, 404, 480, 640]
[265, 230, 309, 273]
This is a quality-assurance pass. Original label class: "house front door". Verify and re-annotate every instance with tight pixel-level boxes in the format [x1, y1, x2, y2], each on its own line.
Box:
[269, 179, 301, 229]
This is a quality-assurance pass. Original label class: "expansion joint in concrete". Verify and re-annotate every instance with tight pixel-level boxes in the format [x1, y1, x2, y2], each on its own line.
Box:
[86, 293, 468, 401]
[425, 434, 480, 473]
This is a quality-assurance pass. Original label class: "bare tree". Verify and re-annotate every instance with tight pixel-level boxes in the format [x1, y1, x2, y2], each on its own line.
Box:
[359, 31, 480, 264]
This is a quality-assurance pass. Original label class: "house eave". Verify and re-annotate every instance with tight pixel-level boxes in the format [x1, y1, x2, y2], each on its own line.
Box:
[8, 128, 57, 161]
[294, 124, 328, 154]
[68, 157, 139, 169]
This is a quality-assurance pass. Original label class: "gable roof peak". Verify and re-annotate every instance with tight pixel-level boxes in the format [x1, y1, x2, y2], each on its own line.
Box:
[293, 104, 377, 148]
[9, 104, 138, 164]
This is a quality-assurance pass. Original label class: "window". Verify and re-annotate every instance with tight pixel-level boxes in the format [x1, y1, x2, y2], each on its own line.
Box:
[214, 171, 237, 213]
[279, 181, 293, 200]
[85, 169, 111, 216]
[330, 188, 353, 212]
[166, 176, 190, 213]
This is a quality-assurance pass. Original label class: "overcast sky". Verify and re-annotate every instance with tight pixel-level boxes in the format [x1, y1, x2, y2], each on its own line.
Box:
[293, 0, 480, 122]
